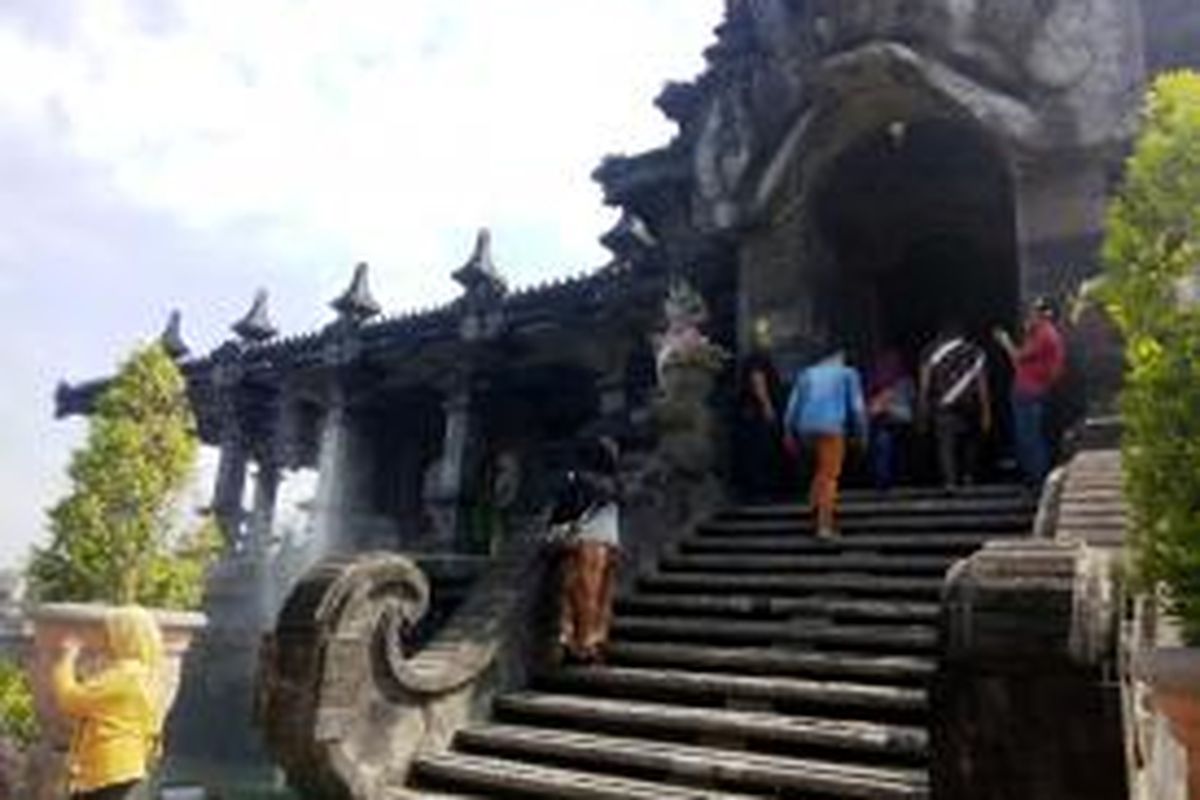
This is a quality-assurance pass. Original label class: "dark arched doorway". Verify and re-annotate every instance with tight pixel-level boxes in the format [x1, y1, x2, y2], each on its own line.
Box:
[814, 118, 1019, 363]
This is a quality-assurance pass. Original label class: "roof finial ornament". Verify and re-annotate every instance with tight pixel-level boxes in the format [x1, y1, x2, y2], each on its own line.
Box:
[159, 309, 190, 359]
[331, 262, 381, 323]
[232, 289, 278, 342]
[453, 228, 507, 300]
[602, 210, 658, 254]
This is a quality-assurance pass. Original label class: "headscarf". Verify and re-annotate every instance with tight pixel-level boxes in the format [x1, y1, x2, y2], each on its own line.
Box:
[105, 605, 166, 723]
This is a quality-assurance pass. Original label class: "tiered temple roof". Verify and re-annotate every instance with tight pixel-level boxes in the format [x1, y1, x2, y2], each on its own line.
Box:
[54, 229, 655, 439]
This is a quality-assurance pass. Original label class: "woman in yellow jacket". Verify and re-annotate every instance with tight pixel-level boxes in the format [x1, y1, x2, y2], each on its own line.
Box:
[52, 606, 164, 800]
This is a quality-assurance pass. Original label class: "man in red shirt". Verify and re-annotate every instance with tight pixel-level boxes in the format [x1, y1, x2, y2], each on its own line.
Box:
[994, 297, 1066, 486]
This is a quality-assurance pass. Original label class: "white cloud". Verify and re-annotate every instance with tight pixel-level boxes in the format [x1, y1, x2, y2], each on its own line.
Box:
[0, 0, 723, 567]
[0, 0, 720, 305]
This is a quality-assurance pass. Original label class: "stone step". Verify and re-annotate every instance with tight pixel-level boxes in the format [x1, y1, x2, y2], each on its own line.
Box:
[1060, 510, 1123, 522]
[831, 484, 1028, 501]
[541, 665, 927, 714]
[616, 594, 940, 623]
[699, 513, 1034, 536]
[494, 692, 930, 759]
[658, 552, 956, 575]
[454, 725, 930, 799]
[720, 495, 1034, 520]
[605, 641, 936, 683]
[1060, 487, 1124, 500]
[414, 753, 760, 800]
[612, 616, 938, 652]
[640, 571, 946, 598]
[679, 532, 1023, 555]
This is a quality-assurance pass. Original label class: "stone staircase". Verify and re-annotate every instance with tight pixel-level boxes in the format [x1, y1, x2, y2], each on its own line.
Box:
[409, 485, 1036, 799]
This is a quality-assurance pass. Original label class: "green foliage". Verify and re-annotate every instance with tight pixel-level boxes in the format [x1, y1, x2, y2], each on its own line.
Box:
[1101, 71, 1200, 642]
[28, 343, 217, 610]
[142, 513, 224, 611]
[0, 660, 37, 747]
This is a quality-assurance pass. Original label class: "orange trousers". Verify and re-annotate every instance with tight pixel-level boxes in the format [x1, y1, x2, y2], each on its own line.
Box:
[809, 434, 846, 530]
[559, 542, 618, 658]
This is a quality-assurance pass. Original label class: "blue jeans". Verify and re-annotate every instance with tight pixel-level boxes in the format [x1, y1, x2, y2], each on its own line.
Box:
[870, 424, 903, 489]
[1012, 394, 1050, 486]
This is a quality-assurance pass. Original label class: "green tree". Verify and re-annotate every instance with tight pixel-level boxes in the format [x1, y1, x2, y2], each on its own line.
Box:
[1101, 70, 1200, 641]
[28, 343, 219, 609]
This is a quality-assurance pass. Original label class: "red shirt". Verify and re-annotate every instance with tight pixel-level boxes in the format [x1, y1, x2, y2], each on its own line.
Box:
[1014, 319, 1065, 398]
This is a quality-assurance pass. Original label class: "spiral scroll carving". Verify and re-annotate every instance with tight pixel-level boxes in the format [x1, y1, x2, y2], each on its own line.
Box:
[257, 537, 551, 800]
[257, 553, 432, 800]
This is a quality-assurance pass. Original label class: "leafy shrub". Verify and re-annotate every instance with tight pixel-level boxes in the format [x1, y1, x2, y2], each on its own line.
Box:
[0, 660, 37, 747]
[1101, 70, 1200, 642]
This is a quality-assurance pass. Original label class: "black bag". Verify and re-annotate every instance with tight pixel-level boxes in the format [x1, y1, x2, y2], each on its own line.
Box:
[548, 471, 591, 526]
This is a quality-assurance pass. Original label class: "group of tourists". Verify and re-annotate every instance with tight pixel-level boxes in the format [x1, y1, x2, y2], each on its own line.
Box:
[548, 297, 1069, 664]
[738, 297, 1068, 537]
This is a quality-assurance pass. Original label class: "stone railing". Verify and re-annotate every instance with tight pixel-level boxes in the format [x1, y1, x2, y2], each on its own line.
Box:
[256, 533, 553, 800]
[1033, 447, 1127, 551]
[933, 439, 1131, 799]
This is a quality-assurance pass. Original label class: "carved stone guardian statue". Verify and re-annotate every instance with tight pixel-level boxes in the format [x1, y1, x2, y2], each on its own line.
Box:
[651, 279, 728, 477]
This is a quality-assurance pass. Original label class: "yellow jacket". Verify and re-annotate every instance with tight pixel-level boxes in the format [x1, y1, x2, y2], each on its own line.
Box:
[51, 607, 163, 793]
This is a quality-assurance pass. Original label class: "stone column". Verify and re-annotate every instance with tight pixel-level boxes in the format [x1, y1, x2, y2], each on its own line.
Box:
[245, 390, 298, 559]
[424, 378, 477, 550]
[212, 411, 249, 552]
[312, 383, 358, 557]
[246, 461, 280, 558]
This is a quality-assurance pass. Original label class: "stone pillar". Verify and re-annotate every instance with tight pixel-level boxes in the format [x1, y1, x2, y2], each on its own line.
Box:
[424, 378, 477, 550]
[240, 390, 291, 561]
[247, 461, 280, 558]
[212, 419, 249, 551]
[312, 383, 359, 556]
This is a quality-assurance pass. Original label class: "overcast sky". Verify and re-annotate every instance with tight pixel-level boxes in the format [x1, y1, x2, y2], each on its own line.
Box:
[0, 0, 723, 568]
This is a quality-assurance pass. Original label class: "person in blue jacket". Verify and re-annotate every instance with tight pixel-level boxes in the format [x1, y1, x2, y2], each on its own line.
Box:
[784, 349, 869, 539]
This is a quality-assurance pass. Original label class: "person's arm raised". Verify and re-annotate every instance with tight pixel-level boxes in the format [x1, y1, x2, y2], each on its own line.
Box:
[992, 328, 1018, 363]
[52, 638, 126, 718]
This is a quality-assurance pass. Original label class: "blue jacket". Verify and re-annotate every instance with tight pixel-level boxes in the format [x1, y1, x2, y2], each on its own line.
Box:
[785, 361, 869, 439]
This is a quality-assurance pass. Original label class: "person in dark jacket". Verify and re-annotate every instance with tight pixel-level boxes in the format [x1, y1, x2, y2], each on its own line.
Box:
[735, 318, 786, 501]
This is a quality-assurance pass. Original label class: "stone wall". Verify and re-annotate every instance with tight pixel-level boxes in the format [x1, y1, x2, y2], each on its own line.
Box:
[738, 197, 834, 375]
